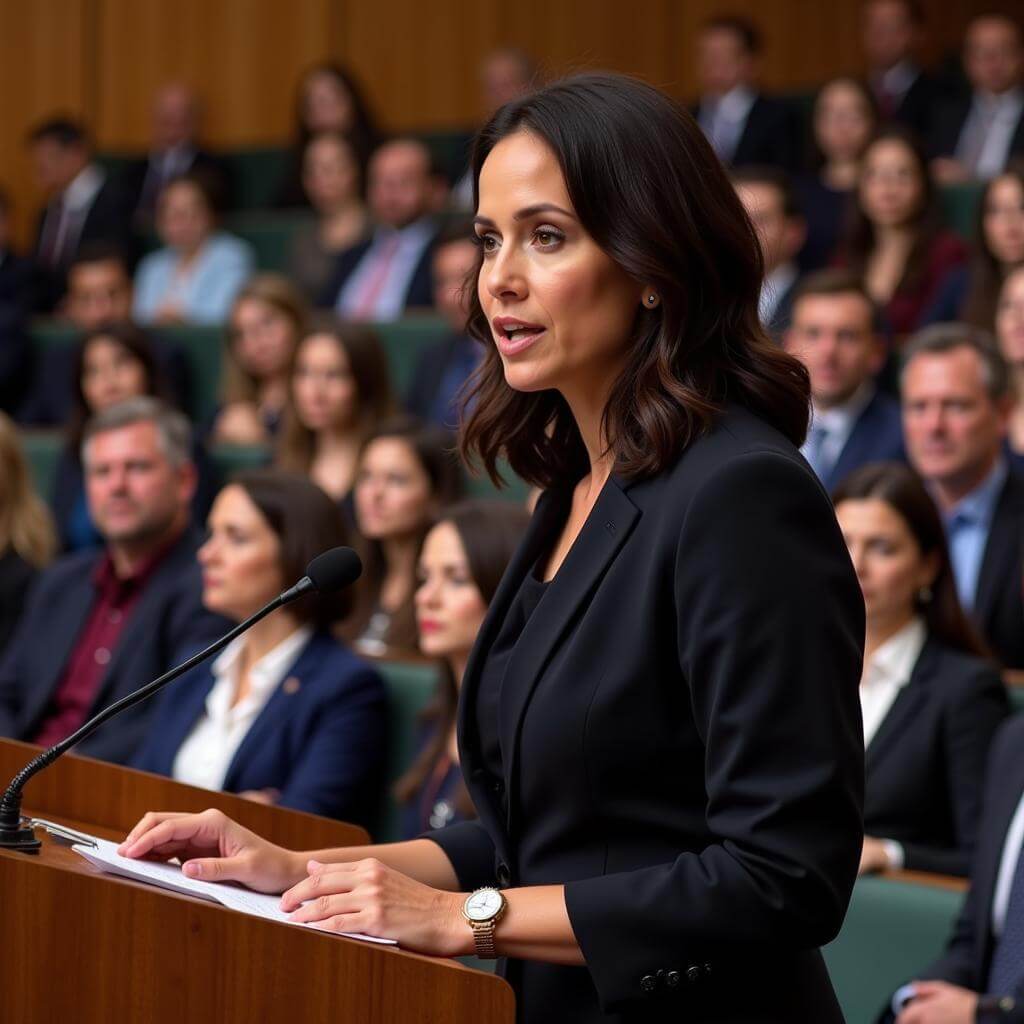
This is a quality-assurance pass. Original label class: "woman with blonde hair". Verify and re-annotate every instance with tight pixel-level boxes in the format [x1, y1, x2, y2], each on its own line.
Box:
[0, 412, 57, 647]
[210, 274, 309, 446]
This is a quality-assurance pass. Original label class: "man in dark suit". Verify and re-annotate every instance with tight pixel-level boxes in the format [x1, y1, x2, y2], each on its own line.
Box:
[0, 397, 225, 764]
[879, 715, 1024, 1023]
[784, 270, 905, 491]
[693, 16, 799, 171]
[0, 189, 31, 414]
[930, 14, 1024, 184]
[902, 324, 1024, 670]
[26, 117, 133, 313]
[320, 138, 444, 320]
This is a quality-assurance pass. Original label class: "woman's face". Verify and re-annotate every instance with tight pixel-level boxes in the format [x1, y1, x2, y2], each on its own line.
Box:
[197, 484, 285, 621]
[475, 130, 642, 399]
[81, 338, 148, 413]
[836, 497, 936, 629]
[157, 181, 212, 252]
[859, 139, 924, 228]
[292, 333, 358, 433]
[230, 298, 297, 381]
[354, 437, 435, 541]
[983, 175, 1024, 267]
[814, 81, 874, 164]
[414, 521, 488, 664]
[302, 136, 360, 211]
[996, 267, 1024, 366]
[303, 71, 354, 134]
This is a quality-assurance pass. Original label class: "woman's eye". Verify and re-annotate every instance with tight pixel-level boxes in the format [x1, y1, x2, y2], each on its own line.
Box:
[476, 233, 498, 253]
[535, 227, 564, 247]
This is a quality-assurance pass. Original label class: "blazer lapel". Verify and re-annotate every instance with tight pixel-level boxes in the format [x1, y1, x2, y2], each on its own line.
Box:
[974, 476, 1021, 625]
[155, 672, 214, 775]
[864, 642, 932, 776]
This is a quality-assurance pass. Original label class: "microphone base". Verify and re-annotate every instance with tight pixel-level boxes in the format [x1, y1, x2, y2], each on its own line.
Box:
[0, 820, 42, 853]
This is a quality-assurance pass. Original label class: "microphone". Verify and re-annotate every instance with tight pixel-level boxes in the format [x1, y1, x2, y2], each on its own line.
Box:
[0, 546, 362, 853]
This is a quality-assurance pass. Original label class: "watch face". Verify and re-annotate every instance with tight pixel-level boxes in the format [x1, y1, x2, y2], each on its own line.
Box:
[465, 888, 503, 921]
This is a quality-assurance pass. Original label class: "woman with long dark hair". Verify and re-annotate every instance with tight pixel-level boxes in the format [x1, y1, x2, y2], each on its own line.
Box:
[833, 462, 1008, 877]
[120, 74, 865, 1024]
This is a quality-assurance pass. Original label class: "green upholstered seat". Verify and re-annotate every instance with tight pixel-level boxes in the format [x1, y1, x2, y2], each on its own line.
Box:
[209, 444, 272, 482]
[371, 316, 450, 398]
[1008, 685, 1024, 714]
[22, 431, 63, 498]
[222, 147, 291, 210]
[940, 183, 984, 241]
[227, 212, 313, 273]
[823, 874, 965, 1024]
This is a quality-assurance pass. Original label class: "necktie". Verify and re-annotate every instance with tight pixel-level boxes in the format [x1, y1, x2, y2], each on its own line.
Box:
[352, 233, 402, 320]
[38, 198, 68, 269]
[957, 99, 998, 176]
[987, 839, 1024, 995]
[803, 423, 831, 482]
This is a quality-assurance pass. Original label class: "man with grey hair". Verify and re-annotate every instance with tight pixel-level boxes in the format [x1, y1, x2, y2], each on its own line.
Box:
[901, 323, 1024, 669]
[0, 397, 226, 763]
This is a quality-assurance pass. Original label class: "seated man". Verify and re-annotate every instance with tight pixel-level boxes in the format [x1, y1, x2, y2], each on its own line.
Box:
[879, 715, 1024, 1023]
[321, 138, 443, 320]
[785, 269, 904, 490]
[0, 397, 226, 763]
[902, 324, 1024, 671]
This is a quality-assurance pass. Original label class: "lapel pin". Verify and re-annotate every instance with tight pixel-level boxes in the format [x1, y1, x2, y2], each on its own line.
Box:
[282, 676, 301, 695]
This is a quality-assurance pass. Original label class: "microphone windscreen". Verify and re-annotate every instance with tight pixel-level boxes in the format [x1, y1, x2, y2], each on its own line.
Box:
[305, 547, 363, 594]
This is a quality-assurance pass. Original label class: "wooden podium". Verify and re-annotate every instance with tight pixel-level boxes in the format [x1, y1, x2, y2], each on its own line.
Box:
[0, 738, 515, 1024]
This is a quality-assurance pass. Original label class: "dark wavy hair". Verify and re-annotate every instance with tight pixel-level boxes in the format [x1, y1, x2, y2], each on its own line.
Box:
[457, 73, 810, 490]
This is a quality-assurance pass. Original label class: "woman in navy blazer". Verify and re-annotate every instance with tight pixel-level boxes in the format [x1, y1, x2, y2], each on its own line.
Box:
[132, 469, 386, 825]
[120, 75, 864, 1023]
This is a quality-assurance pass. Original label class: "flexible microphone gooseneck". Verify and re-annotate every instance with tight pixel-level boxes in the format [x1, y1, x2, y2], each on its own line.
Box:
[0, 546, 362, 853]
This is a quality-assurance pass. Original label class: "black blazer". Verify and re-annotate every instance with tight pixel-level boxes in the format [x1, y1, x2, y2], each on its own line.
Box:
[120, 149, 233, 216]
[0, 550, 36, 653]
[0, 526, 228, 764]
[928, 94, 1024, 164]
[427, 404, 866, 1023]
[820, 389, 906, 493]
[864, 638, 1008, 876]
[974, 470, 1024, 671]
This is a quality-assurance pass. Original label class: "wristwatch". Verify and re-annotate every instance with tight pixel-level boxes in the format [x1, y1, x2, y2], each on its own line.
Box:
[977, 995, 1017, 1022]
[463, 887, 507, 959]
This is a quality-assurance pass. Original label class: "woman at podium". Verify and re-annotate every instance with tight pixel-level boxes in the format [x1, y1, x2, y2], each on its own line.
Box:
[121, 73, 865, 1023]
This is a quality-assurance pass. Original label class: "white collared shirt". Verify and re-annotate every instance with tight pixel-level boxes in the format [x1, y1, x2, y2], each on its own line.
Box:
[801, 381, 876, 477]
[875, 60, 920, 104]
[171, 625, 313, 792]
[62, 163, 106, 214]
[860, 616, 927, 747]
[699, 85, 757, 163]
[957, 87, 1024, 179]
[993, 789, 1024, 936]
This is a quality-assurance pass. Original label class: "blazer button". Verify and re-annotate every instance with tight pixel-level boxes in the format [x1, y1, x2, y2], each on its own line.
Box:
[496, 862, 511, 886]
[491, 777, 504, 796]
[665, 970, 680, 988]
[686, 965, 701, 983]
[640, 974, 657, 993]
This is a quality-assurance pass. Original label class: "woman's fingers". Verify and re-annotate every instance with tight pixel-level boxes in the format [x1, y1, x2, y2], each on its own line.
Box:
[288, 890, 362, 924]
[118, 812, 192, 855]
[279, 860, 358, 912]
[119, 809, 226, 859]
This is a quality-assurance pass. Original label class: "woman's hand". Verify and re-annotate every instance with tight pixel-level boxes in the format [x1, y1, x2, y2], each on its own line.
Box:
[280, 857, 469, 956]
[117, 808, 304, 894]
[858, 836, 895, 875]
[896, 981, 978, 1023]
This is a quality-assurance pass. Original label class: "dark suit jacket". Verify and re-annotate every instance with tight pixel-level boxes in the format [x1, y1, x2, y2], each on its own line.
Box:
[887, 70, 943, 142]
[0, 526, 227, 764]
[820, 389, 906, 493]
[974, 470, 1024, 671]
[0, 551, 36, 653]
[928, 94, 1024, 165]
[426, 404, 866, 1023]
[0, 298, 29, 415]
[864, 638, 1008, 877]
[404, 331, 481, 427]
[120, 148, 233, 217]
[131, 630, 387, 824]
[693, 93, 800, 171]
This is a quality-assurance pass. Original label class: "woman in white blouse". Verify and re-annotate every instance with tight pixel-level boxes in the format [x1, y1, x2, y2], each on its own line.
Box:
[833, 461, 1009, 877]
[131, 469, 387, 825]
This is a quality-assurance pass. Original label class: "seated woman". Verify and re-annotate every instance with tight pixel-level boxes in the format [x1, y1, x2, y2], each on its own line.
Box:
[276, 320, 393, 512]
[395, 500, 530, 838]
[997, 264, 1024, 456]
[833, 461, 1009, 877]
[288, 133, 371, 301]
[133, 171, 254, 326]
[132, 469, 387, 825]
[839, 128, 967, 339]
[345, 416, 462, 657]
[53, 322, 216, 551]
[210, 274, 308, 446]
[0, 411, 57, 649]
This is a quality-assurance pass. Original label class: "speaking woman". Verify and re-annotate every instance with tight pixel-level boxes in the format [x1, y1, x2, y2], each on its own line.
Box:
[119, 74, 865, 1024]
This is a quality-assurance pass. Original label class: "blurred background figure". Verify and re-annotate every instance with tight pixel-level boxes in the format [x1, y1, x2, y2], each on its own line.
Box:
[996, 263, 1024, 455]
[0, 188, 30, 415]
[0, 185, 32, 311]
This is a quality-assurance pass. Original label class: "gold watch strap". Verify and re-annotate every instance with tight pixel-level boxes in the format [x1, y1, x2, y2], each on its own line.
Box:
[472, 919, 499, 959]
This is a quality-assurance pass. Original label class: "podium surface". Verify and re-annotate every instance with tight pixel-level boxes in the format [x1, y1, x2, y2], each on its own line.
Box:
[0, 738, 514, 1024]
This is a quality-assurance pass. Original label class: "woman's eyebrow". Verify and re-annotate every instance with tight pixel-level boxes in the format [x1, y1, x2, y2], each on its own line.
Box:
[473, 203, 576, 228]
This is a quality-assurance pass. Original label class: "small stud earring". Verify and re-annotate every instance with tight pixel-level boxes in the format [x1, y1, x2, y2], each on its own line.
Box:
[646, 293, 659, 307]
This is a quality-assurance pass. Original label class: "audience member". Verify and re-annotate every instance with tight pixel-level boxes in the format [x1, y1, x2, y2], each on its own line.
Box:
[210, 273, 307, 446]
[121, 83, 231, 224]
[0, 398, 225, 762]
[733, 167, 806, 336]
[996, 264, 1024, 455]
[346, 416, 462, 657]
[277, 320, 393, 509]
[288, 132, 370, 301]
[395, 499, 530, 838]
[321, 139, 442, 320]
[798, 77, 878, 270]
[931, 14, 1024, 184]
[0, 189, 30, 414]
[0, 186, 32, 309]
[922, 163, 1024, 329]
[785, 271, 904, 489]
[694, 15, 798, 170]
[879, 715, 1024, 1023]
[842, 127, 967, 336]
[132, 470, 386, 824]
[834, 462, 1008, 878]
[26, 118, 132, 313]
[0, 412, 57, 650]
[901, 324, 1024, 670]
[862, 0, 938, 139]
[275, 62, 379, 209]
[133, 172, 254, 326]
[405, 221, 483, 428]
